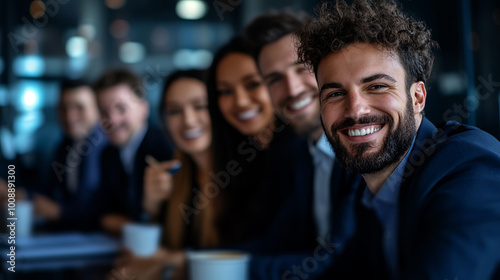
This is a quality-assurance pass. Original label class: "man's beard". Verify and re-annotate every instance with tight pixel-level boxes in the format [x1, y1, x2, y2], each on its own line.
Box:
[280, 92, 322, 137]
[323, 98, 416, 174]
[287, 112, 322, 136]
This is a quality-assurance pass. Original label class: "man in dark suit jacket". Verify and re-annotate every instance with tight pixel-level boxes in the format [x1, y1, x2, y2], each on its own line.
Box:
[297, 0, 500, 279]
[321, 118, 500, 279]
[35, 79, 108, 231]
[94, 69, 173, 234]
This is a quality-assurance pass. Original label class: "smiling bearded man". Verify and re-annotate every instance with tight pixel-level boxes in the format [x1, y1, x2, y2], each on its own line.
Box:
[297, 1, 500, 279]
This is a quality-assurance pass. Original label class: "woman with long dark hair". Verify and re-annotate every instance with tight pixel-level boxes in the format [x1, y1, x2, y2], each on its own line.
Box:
[145, 69, 219, 249]
[206, 37, 281, 243]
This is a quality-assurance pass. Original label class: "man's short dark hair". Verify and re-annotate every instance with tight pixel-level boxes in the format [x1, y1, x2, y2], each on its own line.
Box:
[93, 69, 144, 99]
[297, 0, 438, 89]
[244, 9, 310, 56]
[60, 78, 92, 93]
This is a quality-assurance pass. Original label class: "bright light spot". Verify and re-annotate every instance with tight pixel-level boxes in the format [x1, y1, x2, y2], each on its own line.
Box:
[66, 36, 88, 58]
[438, 72, 466, 96]
[67, 56, 89, 78]
[13, 55, 45, 77]
[23, 89, 38, 109]
[30, 0, 45, 19]
[173, 49, 193, 69]
[105, 0, 126, 9]
[26, 58, 39, 71]
[176, 0, 207, 20]
[0, 127, 16, 160]
[173, 49, 212, 69]
[14, 111, 44, 154]
[119, 42, 146, 63]
[14, 81, 44, 112]
[193, 49, 213, 67]
[78, 24, 96, 40]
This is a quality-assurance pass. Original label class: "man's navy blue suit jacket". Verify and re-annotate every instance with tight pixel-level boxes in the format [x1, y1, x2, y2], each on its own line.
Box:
[41, 125, 108, 231]
[321, 117, 500, 279]
[98, 125, 174, 222]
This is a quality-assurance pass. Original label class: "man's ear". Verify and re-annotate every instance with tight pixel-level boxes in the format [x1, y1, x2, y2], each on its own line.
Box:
[411, 81, 426, 115]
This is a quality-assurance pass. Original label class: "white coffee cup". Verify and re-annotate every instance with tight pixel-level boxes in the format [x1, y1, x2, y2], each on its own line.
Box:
[15, 201, 33, 238]
[123, 223, 161, 257]
[188, 251, 250, 280]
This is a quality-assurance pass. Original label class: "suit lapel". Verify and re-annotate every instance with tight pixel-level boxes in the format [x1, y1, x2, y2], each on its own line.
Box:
[398, 117, 438, 270]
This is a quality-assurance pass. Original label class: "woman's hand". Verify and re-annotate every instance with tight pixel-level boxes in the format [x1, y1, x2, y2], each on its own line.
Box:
[143, 157, 181, 217]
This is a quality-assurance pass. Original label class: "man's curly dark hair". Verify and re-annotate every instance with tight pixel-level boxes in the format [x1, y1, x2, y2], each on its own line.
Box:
[297, 0, 438, 90]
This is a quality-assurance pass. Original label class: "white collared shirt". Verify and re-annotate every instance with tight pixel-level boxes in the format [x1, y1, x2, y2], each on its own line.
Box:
[308, 133, 335, 239]
[119, 124, 148, 176]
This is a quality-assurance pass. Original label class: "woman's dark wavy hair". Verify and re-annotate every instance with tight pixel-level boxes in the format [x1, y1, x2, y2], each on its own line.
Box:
[206, 37, 264, 242]
[159, 69, 207, 141]
[297, 0, 438, 90]
[206, 36, 259, 172]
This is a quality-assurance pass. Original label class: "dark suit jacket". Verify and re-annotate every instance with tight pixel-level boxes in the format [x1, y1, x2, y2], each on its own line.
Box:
[229, 126, 317, 253]
[41, 125, 108, 231]
[321, 117, 500, 279]
[229, 126, 363, 280]
[99, 125, 174, 222]
[215, 124, 317, 250]
[249, 160, 363, 280]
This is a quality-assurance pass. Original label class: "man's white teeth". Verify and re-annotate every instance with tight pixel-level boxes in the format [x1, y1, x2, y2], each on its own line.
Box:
[183, 129, 203, 139]
[238, 109, 259, 120]
[290, 96, 313, 111]
[348, 126, 381, 137]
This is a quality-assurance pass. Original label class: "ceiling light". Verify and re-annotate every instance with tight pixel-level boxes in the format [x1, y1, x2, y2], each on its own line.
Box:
[176, 0, 207, 20]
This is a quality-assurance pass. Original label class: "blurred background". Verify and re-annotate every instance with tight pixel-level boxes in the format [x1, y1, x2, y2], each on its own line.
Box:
[0, 0, 499, 188]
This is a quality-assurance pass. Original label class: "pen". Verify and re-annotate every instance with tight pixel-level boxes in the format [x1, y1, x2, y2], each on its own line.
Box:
[145, 155, 181, 175]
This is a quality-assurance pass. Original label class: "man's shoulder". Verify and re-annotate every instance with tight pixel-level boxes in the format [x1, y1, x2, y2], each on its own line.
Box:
[415, 119, 500, 165]
[438, 120, 498, 146]
[137, 124, 174, 160]
[402, 118, 500, 200]
[86, 125, 109, 150]
[399, 120, 500, 280]
[142, 125, 168, 144]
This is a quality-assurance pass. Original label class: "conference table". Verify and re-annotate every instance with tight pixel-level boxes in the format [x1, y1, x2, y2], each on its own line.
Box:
[1, 232, 121, 280]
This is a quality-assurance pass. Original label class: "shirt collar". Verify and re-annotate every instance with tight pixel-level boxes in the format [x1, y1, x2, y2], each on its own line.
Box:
[362, 135, 417, 206]
[119, 124, 148, 174]
[308, 133, 335, 160]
